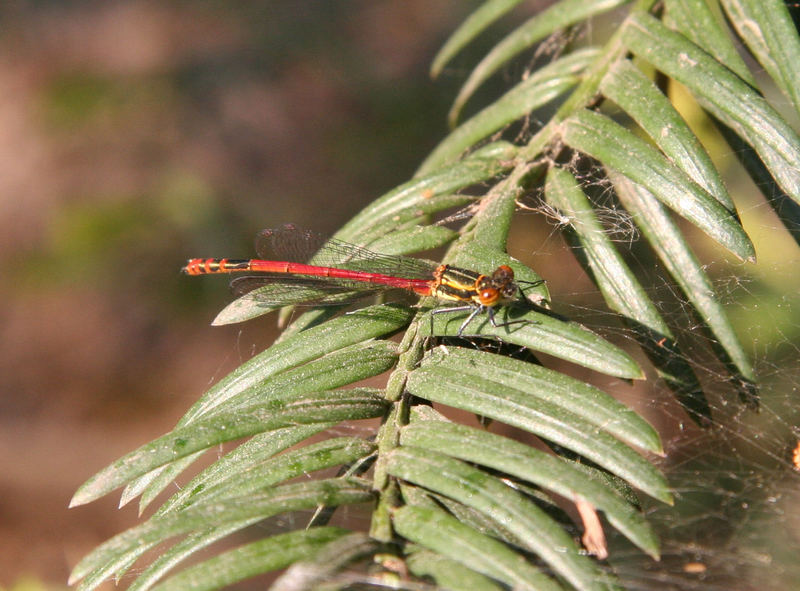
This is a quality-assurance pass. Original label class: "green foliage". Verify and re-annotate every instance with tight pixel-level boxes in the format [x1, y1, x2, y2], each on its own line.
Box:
[70, 1, 800, 589]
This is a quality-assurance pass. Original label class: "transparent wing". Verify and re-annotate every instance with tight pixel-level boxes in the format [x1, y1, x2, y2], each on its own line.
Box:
[254, 224, 438, 279]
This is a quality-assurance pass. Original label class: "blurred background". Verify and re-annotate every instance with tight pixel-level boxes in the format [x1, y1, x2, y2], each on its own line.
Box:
[2, 1, 799, 590]
[0, 0, 479, 585]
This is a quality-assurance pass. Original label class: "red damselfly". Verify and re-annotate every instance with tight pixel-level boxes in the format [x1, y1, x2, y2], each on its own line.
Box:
[183, 225, 533, 335]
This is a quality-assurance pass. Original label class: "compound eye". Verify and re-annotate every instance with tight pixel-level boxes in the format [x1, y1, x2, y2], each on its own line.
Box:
[479, 287, 499, 305]
[493, 265, 514, 281]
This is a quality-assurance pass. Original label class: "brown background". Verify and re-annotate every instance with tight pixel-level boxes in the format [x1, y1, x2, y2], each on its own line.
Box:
[2, 2, 799, 590]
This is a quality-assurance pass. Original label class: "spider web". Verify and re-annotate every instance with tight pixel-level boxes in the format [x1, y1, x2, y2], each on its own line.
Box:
[194, 189, 800, 591]
[491, 27, 800, 577]
[133, 25, 800, 590]
[221, 62, 800, 591]
[510, 153, 800, 590]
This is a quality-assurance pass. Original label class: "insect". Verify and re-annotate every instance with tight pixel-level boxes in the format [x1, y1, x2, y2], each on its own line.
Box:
[183, 225, 537, 335]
